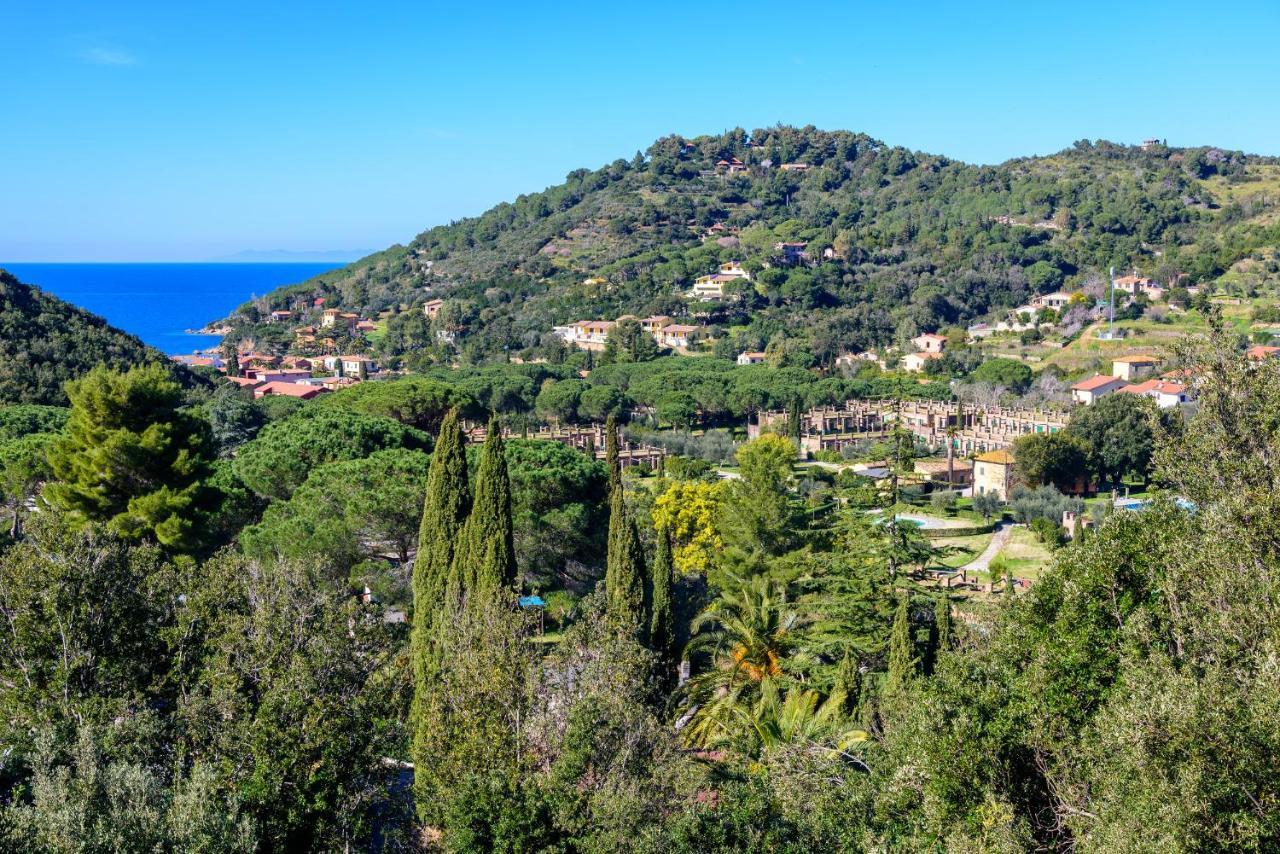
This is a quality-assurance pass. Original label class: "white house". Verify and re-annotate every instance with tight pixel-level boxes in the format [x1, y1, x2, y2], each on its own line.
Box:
[1070, 374, 1129, 405]
[554, 320, 616, 351]
[1111, 355, 1160, 381]
[687, 262, 750, 301]
[737, 351, 768, 366]
[902, 351, 944, 373]
[1117, 379, 1190, 408]
[911, 333, 947, 353]
[1032, 291, 1074, 311]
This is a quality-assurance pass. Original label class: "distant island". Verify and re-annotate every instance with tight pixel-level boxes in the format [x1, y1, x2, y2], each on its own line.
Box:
[214, 248, 374, 263]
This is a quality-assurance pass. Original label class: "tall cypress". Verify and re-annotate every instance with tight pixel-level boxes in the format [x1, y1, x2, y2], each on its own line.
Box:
[605, 483, 647, 641]
[884, 590, 915, 695]
[454, 417, 516, 594]
[411, 408, 470, 816]
[649, 525, 674, 666]
[934, 593, 953, 654]
[605, 413, 621, 491]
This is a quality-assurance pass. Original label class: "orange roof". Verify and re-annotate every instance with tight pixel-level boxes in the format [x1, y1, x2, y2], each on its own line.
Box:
[1119, 379, 1186, 396]
[225, 376, 262, 388]
[1246, 345, 1280, 360]
[254, 381, 325, 399]
[1113, 355, 1159, 365]
[1071, 374, 1124, 391]
[975, 449, 1015, 465]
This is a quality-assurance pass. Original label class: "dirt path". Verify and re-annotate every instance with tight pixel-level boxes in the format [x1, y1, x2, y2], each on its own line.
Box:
[960, 522, 1014, 574]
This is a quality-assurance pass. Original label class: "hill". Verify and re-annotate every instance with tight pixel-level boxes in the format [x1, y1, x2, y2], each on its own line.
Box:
[0, 269, 189, 405]
[222, 126, 1280, 365]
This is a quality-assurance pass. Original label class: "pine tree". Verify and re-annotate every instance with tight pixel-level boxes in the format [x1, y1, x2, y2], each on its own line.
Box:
[221, 339, 240, 377]
[605, 482, 648, 641]
[649, 525, 675, 668]
[935, 592, 953, 653]
[410, 408, 471, 817]
[453, 417, 516, 594]
[605, 413, 621, 491]
[884, 590, 915, 695]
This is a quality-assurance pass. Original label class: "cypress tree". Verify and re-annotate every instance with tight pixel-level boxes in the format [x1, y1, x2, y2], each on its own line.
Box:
[1072, 513, 1084, 543]
[605, 413, 621, 491]
[884, 590, 915, 695]
[649, 525, 674, 666]
[453, 417, 516, 594]
[788, 396, 803, 443]
[221, 340, 240, 377]
[934, 593, 953, 653]
[605, 483, 647, 641]
[411, 408, 471, 817]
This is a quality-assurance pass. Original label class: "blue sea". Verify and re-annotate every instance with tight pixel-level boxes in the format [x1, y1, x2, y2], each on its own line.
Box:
[1, 263, 344, 355]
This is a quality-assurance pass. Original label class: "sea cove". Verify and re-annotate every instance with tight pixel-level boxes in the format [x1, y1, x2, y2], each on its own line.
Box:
[2, 262, 341, 354]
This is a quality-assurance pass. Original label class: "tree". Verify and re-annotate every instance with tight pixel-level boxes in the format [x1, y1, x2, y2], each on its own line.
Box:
[719, 434, 800, 558]
[650, 525, 675, 673]
[535, 379, 585, 423]
[934, 593, 953, 653]
[0, 433, 53, 538]
[883, 590, 915, 695]
[233, 407, 430, 501]
[605, 413, 621, 491]
[318, 376, 474, 433]
[652, 480, 726, 574]
[45, 364, 214, 549]
[602, 317, 659, 363]
[452, 418, 516, 594]
[1013, 432, 1090, 492]
[578, 385, 625, 421]
[221, 339, 241, 377]
[969, 358, 1033, 393]
[656, 391, 699, 430]
[605, 483, 648, 641]
[1066, 393, 1165, 487]
[973, 490, 1003, 522]
[206, 385, 264, 456]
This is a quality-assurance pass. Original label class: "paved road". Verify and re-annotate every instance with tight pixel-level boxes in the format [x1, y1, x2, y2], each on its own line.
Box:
[959, 522, 1014, 573]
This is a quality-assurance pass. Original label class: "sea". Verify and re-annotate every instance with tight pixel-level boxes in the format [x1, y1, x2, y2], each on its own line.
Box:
[1, 262, 344, 355]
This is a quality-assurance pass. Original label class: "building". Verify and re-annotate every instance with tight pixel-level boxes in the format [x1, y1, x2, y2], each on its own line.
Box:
[657, 324, 707, 349]
[356, 320, 377, 332]
[1245, 345, 1280, 362]
[967, 323, 996, 340]
[1111, 355, 1160, 381]
[914, 458, 974, 487]
[1114, 273, 1157, 296]
[973, 449, 1017, 500]
[320, 309, 359, 331]
[779, 162, 810, 172]
[268, 309, 293, 323]
[737, 351, 768, 366]
[715, 157, 746, 174]
[638, 315, 672, 335]
[339, 355, 377, 377]
[224, 376, 263, 389]
[1117, 379, 1190, 408]
[687, 262, 751, 301]
[1032, 291, 1074, 311]
[246, 369, 312, 384]
[1071, 374, 1129, 405]
[423, 299, 445, 319]
[554, 320, 616, 351]
[902, 351, 944, 373]
[911, 333, 947, 353]
[773, 242, 808, 265]
[253, 381, 327, 400]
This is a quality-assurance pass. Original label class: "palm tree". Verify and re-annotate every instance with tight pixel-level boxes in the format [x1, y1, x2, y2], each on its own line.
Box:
[679, 575, 807, 749]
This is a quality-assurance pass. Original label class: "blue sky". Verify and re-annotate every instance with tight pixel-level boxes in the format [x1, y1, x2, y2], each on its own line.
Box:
[4, 1, 1279, 261]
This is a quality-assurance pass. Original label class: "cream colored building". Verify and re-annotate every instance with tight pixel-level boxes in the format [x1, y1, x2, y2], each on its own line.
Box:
[973, 449, 1017, 501]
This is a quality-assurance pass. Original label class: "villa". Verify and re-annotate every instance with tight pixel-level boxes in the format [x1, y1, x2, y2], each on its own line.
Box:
[1071, 374, 1129, 405]
[903, 351, 943, 372]
[737, 351, 768, 366]
[1112, 355, 1160, 381]
[973, 449, 1017, 500]
[1117, 379, 1190, 408]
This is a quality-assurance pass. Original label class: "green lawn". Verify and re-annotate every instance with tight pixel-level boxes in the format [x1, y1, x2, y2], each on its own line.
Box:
[930, 531, 994, 569]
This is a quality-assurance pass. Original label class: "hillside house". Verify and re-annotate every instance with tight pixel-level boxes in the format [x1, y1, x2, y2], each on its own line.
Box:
[773, 242, 809, 265]
[1117, 379, 1190, 408]
[914, 458, 974, 487]
[737, 351, 768, 366]
[1071, 374, 1129, 405]
[974, 449, 1017, 501]
[715, 157, 747, 174]
[356, 320, 377, 332]
[246, 369, 312, 384]
[657, 324, 707, 349]
[1114, 273, 1157, 296]
[903, 351, 944, 373]
[688, 262, 750, 301]
[912, 333, 947, 353]
[253, 381, 327, 400]
[779, 163, 810, 172]
[1245, 345, 1280, 362]
[320, 309, 359, 331]
[639, 315, 672, 335]
[1112, 355, 1159, 381]
[423, 299, 445, 319]
[268, 310, 293, 323]
[1032, 291, 1074, 311]
[554, 320, 616, 351]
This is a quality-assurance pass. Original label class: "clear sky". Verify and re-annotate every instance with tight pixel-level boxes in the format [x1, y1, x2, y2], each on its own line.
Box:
[5, 0, 1279, 261]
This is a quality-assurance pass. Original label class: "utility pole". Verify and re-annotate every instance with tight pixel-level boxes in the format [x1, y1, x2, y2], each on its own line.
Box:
[1108, 265, 1116, 339]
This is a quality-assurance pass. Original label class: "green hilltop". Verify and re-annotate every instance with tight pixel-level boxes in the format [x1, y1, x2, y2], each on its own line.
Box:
[227, 126, 1280, 363]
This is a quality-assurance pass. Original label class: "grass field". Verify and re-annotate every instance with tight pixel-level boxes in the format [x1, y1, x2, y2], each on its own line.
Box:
[930, 531, 994, 569]
[989, 527, 1054, 582]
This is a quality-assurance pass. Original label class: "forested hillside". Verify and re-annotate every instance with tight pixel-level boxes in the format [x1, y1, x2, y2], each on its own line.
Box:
[229, 126, 1280, 364]
[0, 270, 183, 405]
